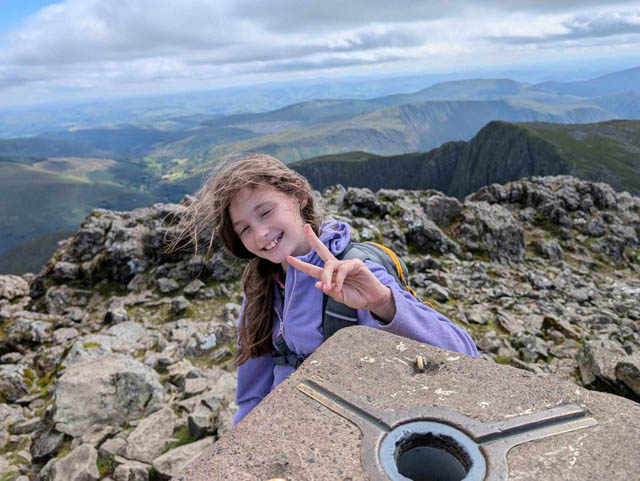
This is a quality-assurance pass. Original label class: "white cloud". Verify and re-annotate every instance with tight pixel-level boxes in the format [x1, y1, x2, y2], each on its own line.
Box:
[0, 0, 639, 105]
[492, 10, 640, 43]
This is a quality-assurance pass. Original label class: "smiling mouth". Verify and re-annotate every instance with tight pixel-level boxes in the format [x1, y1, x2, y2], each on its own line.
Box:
[262, 233, 283, 252]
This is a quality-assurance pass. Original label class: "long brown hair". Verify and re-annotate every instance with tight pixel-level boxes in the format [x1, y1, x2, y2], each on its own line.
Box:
[175, 154, 322, 364]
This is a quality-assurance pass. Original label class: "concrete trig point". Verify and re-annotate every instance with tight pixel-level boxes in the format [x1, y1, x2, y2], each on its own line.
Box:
[176, 327, 640, 480]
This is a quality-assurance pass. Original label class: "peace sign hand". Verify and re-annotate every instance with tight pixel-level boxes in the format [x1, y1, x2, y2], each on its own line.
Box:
[286, 224, 396, 323]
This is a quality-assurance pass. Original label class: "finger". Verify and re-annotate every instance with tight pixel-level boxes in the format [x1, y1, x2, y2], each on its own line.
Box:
[286, 255, 323, 279]
[304, 224, 336, 262]
[319, 278, 341, 299]
[315, 280, 333, 294]
[333, 260, 357, 292]
[321, 260, 338, 290]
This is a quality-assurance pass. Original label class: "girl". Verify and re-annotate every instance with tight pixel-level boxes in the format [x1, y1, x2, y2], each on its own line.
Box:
[180, 154, 477, 426]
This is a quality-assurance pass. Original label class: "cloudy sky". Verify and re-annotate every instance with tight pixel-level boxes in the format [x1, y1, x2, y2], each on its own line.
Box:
[1, 0, 639, 107]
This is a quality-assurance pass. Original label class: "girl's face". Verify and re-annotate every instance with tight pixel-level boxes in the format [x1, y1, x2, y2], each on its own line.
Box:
[228, 185, 311, 271]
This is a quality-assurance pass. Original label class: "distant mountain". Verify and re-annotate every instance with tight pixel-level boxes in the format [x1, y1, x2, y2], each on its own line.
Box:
[146, 99, 383, 169]
[535, 66, 640, 98]
[6, 69, 638, 178]
[0, 71, 474, 138]
[0, 126, 184, 161]
[160, 99, 612, 171]
[291, 119, 640, 198]
[590, 90, 640, 119]
[372, 78, 574, 106]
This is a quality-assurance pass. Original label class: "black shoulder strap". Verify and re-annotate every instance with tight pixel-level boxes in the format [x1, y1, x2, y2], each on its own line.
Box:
[322, 243, 367, 341]
[271, 333, 307, 369]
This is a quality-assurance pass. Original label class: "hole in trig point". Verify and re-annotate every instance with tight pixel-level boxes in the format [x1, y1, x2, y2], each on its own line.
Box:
[395, 432, 472, 481]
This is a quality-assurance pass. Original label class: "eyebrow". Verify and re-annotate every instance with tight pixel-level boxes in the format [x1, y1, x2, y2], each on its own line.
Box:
[232, 201, 274, 228]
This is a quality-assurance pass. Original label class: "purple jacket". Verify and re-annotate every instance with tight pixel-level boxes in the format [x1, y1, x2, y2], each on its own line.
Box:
[232, 221, 477, 425]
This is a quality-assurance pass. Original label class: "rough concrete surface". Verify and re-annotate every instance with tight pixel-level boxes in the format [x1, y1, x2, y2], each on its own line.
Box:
[174, 326, 640, 481]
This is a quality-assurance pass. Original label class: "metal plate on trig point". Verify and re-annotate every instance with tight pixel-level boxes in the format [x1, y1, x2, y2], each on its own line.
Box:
[175, 327, 640, 481]
[298, 377, 597, 480]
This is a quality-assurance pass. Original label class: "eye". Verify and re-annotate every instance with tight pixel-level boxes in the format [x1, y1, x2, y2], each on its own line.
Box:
[261, 209, 272, 218]
[239, 226, 249, 236]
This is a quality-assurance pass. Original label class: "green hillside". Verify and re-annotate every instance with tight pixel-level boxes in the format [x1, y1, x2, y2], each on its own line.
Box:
[291, 119, 640, 198]
[514, 120, 640, 194]
[0, 161, 156, 258]
[0, 231, 74, 275]
[151, 99, 613, 177]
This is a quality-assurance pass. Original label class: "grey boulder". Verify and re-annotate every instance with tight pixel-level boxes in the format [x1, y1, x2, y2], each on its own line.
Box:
[54, 354, 164, 437]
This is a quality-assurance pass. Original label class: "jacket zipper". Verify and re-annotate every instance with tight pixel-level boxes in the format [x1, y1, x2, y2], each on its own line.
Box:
[278, 268, 297, 337]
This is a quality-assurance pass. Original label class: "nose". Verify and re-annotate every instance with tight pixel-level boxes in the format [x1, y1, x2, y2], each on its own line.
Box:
[254, 224, 269, 242]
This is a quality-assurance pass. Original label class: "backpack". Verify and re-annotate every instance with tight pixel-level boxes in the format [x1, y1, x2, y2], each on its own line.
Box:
[271, 241, 430, 369]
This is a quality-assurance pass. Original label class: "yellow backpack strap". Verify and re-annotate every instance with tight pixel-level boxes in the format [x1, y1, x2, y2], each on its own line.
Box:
[366, 241, 436, 308]
[366, 242, 408, 287]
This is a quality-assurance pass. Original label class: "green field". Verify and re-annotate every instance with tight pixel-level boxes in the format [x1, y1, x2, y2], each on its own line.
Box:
[0, 162, 157, 265]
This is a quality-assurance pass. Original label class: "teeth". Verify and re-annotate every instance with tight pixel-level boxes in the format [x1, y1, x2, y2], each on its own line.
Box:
[264, 235, 281, 251]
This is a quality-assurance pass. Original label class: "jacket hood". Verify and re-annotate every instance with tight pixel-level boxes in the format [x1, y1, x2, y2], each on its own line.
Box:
[296, 220, 350, 266]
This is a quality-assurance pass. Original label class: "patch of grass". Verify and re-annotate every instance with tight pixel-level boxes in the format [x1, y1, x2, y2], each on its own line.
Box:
[470, 249, 491, 263]
[0, 319, 12, 340]
[97, 455, 115, 476]
[494, 355, 512, 365]
[56, 439, 73, 459]
[37, 365, 65, 390]
[82, 342, 101, 349]
[0, 471, 19, 481]
[148, 466, 161, 481]
[193, 342, 236, 369]
[95, 281, 129, 298]
[133, 348, 147, 360]
[23, 367, 36, 388]
[8, 452, 30, 467]
[0, 430, 30, 454]
[163, 424, 194, 453]
[532, 218, 564, 239]
[406, 240, 424, 256]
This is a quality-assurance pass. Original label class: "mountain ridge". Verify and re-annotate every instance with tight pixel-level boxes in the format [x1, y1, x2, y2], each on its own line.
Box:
[290, 119, 640, 198]
[167, 99, 613, 171]
[535, 66, 640, 98]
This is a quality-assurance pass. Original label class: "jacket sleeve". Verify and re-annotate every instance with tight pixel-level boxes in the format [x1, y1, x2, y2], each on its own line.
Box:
[232, 353, 275, 426]
[231, 300, 276, 426]
[357, 260, 478, 357]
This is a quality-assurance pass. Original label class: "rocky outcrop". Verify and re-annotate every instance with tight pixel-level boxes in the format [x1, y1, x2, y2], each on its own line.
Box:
[0, 275, 29, 301]
[0, 174, 639, 480]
